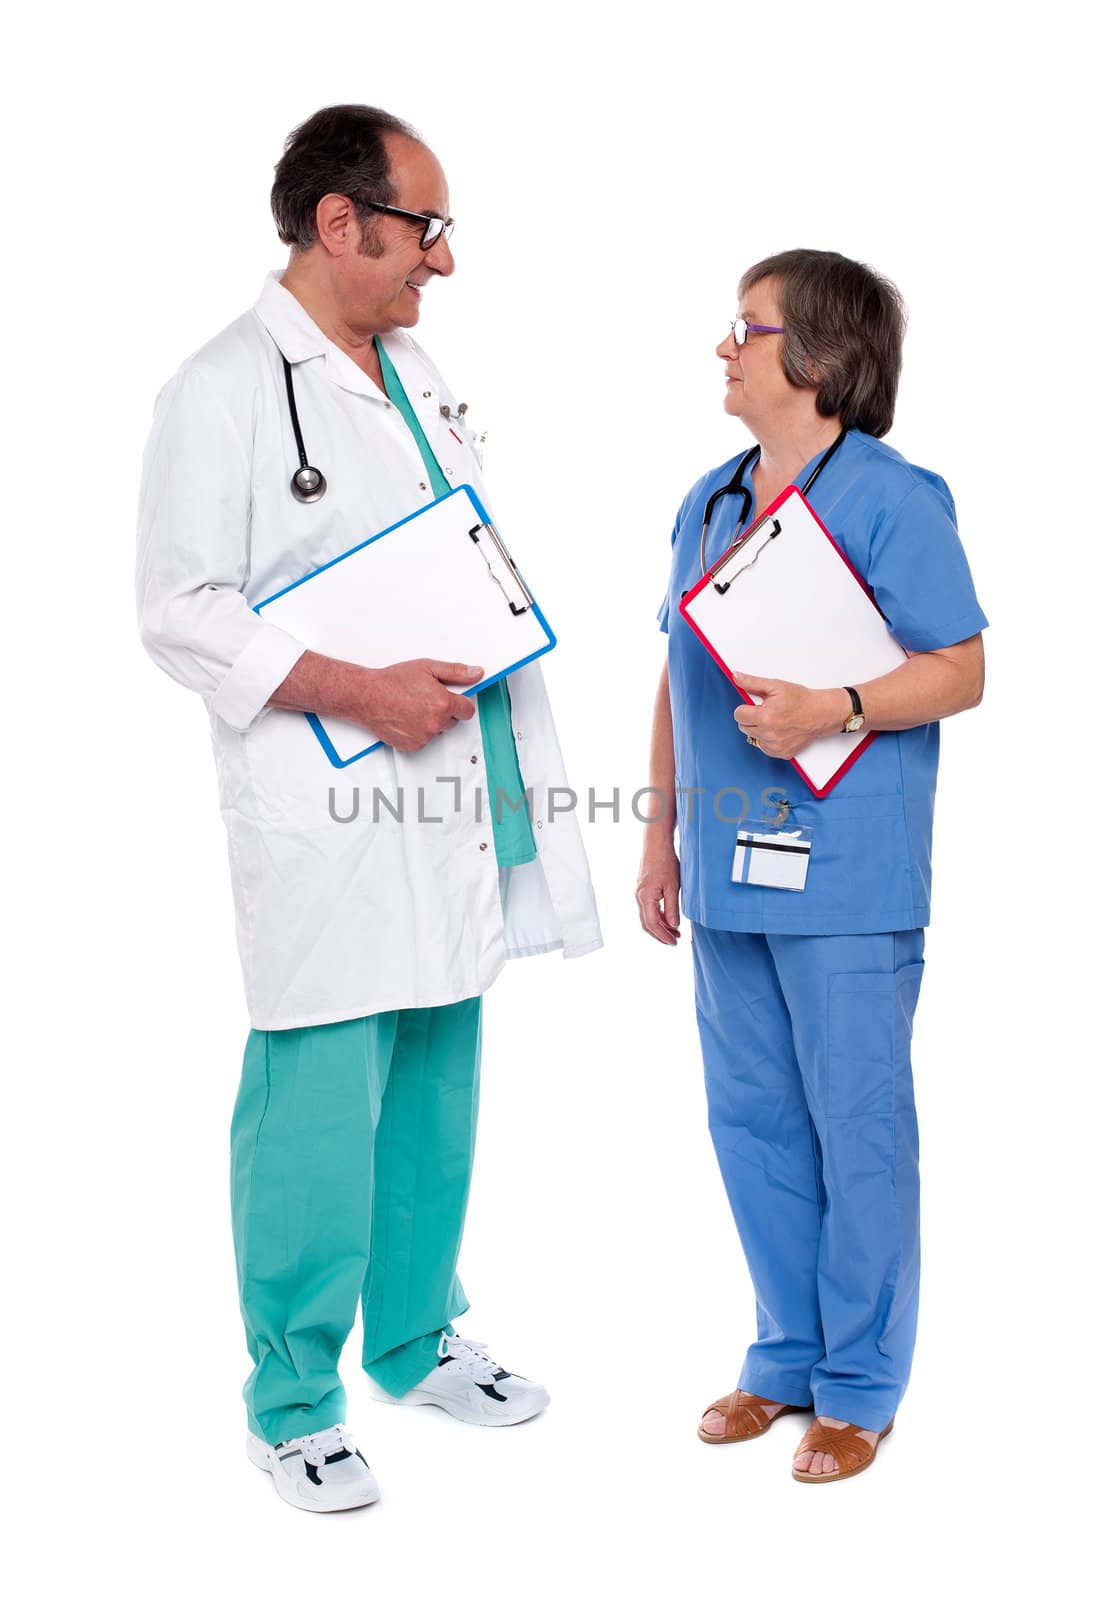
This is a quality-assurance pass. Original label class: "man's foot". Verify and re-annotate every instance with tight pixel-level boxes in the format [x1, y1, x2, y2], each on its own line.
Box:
[793, 1415, 879, 1476]
[369, 1333, 550, 1426]
[246, 1424, 380, 1512]
[699, 1391, 792, 1438]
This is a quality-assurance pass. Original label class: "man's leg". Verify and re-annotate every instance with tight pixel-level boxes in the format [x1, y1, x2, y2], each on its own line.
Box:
[691, 922, 824, 1410]
[361, 997, 482, 1396]
[230, 1014, 398, 1445]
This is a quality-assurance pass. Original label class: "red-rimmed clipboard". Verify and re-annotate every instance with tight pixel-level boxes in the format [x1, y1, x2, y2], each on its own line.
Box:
[678, 484, 906, 798]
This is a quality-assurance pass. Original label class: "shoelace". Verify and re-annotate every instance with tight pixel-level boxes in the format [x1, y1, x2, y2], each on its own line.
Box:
[437, 1333, 505, 1381]
[285, 1423, 354, 1466]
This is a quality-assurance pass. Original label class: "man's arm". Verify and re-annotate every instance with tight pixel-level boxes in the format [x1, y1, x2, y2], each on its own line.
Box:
[137, 364, 482, 752]
[137, 365, 308, 732]
[269, 651, 483, 753]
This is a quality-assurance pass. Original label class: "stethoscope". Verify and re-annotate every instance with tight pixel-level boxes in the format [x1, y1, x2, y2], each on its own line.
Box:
[282, 356, 327, 503]
[698, 425, 849, 576]
[281, 351, 474, 504]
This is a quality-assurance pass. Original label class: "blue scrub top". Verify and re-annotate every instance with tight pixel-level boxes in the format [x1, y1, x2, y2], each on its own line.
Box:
[658, 428, 989, 935]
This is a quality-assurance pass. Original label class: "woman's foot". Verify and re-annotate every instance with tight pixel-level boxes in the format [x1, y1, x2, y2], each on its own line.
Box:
[699, 1391, 791, 1438]
[793, 1415, 878, 1475]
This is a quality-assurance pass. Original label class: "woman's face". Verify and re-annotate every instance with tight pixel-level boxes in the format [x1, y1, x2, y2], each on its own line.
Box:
[715, 276, 798, 429]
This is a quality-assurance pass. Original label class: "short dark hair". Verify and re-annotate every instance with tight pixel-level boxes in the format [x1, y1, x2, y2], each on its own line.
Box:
[740, 249, 906, 437]
[271, 104, 419, 254]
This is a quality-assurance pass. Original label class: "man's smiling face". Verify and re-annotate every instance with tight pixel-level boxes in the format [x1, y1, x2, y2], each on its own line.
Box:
[337, 133, 456, 334]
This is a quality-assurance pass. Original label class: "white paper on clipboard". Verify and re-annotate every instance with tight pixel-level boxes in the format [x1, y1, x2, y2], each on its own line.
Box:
[679, 486, 907, 796]
[254, 484, 555, 767]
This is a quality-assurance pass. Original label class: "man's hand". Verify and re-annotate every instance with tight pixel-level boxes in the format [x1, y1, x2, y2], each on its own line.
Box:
[732, 672, 845, 760]
[269, 651, 484, 753]
[636, 842, 682, 946]
[351, 659, 485, 752]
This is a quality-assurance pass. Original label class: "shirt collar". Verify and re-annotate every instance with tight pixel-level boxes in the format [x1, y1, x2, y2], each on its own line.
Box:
[253, 269, 329, 363]
[251, 268, 387, 400]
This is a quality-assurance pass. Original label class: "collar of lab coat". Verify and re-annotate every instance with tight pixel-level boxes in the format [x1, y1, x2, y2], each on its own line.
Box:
[253, 268, 415, 402]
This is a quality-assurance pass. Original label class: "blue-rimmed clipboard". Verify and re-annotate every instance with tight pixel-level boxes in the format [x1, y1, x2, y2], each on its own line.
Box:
[254, 485, 555, 768]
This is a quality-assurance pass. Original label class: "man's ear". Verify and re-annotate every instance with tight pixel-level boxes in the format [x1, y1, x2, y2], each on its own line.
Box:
[314, 193, 358, 258]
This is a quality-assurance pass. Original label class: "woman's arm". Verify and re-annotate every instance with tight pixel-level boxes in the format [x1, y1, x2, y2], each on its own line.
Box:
[636, 660, 683, 944]
[731, 633, 985, 759]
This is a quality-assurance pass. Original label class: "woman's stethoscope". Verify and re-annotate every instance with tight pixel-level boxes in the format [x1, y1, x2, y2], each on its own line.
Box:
[281, 353, 473, 504]
[698, 425, 849, 576]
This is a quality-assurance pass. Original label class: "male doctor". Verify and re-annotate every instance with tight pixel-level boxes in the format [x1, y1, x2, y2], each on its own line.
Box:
[136, 104, 601, 1514]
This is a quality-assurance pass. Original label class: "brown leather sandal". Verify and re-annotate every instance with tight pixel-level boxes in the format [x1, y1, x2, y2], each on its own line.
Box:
[791, 1417, 894, 1482]
[697, 1390, 808, 1444]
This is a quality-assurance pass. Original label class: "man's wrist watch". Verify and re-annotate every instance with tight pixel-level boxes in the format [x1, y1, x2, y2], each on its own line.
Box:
[842, 686, 865, 733]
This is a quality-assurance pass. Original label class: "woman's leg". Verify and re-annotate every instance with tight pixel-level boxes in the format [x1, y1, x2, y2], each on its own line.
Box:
[692, 922, 824, 1408]
[769, 929, 926, 1433]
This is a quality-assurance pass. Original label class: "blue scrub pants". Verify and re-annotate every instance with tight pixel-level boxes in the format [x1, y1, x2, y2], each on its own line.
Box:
[692, 923, 926, 1433]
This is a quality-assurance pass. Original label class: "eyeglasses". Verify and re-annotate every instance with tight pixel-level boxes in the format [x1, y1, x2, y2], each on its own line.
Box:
[354, 199, 455, 250]
[729, 318, 784, 348]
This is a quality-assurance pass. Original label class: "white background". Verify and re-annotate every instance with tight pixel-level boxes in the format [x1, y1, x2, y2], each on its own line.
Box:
[7, 1, 1103, 1593]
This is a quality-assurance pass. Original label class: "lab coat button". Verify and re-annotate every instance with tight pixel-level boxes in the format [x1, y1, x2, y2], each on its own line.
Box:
[445, 468, 454, 476]
[423, 390, 432, 398]
[470, 754, 478, 764]
[479, 841, 488, 851]
[419, 481, 428, 491]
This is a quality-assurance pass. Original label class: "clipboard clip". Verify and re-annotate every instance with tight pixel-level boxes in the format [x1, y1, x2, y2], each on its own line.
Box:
[467, 522, 535, 617]
[708, 515, 782, 594]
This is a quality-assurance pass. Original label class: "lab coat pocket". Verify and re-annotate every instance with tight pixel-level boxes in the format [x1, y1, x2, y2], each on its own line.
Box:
[826, 961, 924, 1122]
[457, 418, 485, 472]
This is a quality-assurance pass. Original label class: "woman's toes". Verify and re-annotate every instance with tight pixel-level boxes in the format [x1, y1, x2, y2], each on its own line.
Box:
[794, 1449, 815, 1472]
[818, 1451, 837, 1473]
[701, 1409, 726, 1435]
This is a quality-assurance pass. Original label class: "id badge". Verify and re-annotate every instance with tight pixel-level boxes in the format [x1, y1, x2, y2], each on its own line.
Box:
[731, 824, 813, 892]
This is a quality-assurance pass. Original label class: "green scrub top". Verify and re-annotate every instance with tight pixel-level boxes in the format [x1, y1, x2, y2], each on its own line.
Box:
[375, 337, 537, 868]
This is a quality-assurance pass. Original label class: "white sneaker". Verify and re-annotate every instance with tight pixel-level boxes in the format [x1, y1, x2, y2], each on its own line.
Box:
[246, 1424, 380, 1512]
[370, 1333, 551, 1426]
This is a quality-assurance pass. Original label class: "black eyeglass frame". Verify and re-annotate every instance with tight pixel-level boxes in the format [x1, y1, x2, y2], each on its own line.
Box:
[352, 198, 455, 250]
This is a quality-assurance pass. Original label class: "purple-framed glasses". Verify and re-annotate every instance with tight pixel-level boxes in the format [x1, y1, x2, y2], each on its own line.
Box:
[730, 318, 783, 347]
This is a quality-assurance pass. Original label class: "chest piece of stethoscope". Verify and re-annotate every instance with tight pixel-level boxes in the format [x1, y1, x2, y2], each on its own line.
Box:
[290, 464, 327, 503]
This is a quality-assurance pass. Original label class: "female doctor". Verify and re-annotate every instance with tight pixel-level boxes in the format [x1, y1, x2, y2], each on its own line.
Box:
[636, 250, 988, 1483]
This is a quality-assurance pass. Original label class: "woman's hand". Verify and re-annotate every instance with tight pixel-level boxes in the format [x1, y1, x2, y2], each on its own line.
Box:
[636, 841, 682, 945]
[732, 672, 846, 760]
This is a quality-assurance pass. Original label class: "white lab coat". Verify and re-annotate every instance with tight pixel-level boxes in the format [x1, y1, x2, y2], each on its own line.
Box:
[137, 271, 602, 1029]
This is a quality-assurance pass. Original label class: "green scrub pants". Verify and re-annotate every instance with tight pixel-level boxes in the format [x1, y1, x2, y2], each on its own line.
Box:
[230, 998, 482, 1446]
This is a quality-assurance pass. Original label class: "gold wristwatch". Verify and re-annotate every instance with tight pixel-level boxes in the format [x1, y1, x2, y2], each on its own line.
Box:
[842, 686, 865, 733]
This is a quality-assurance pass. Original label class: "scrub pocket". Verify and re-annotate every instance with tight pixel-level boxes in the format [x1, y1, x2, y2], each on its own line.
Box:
[825, 960, 925, 1122]
[787, 790, 912, 921]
